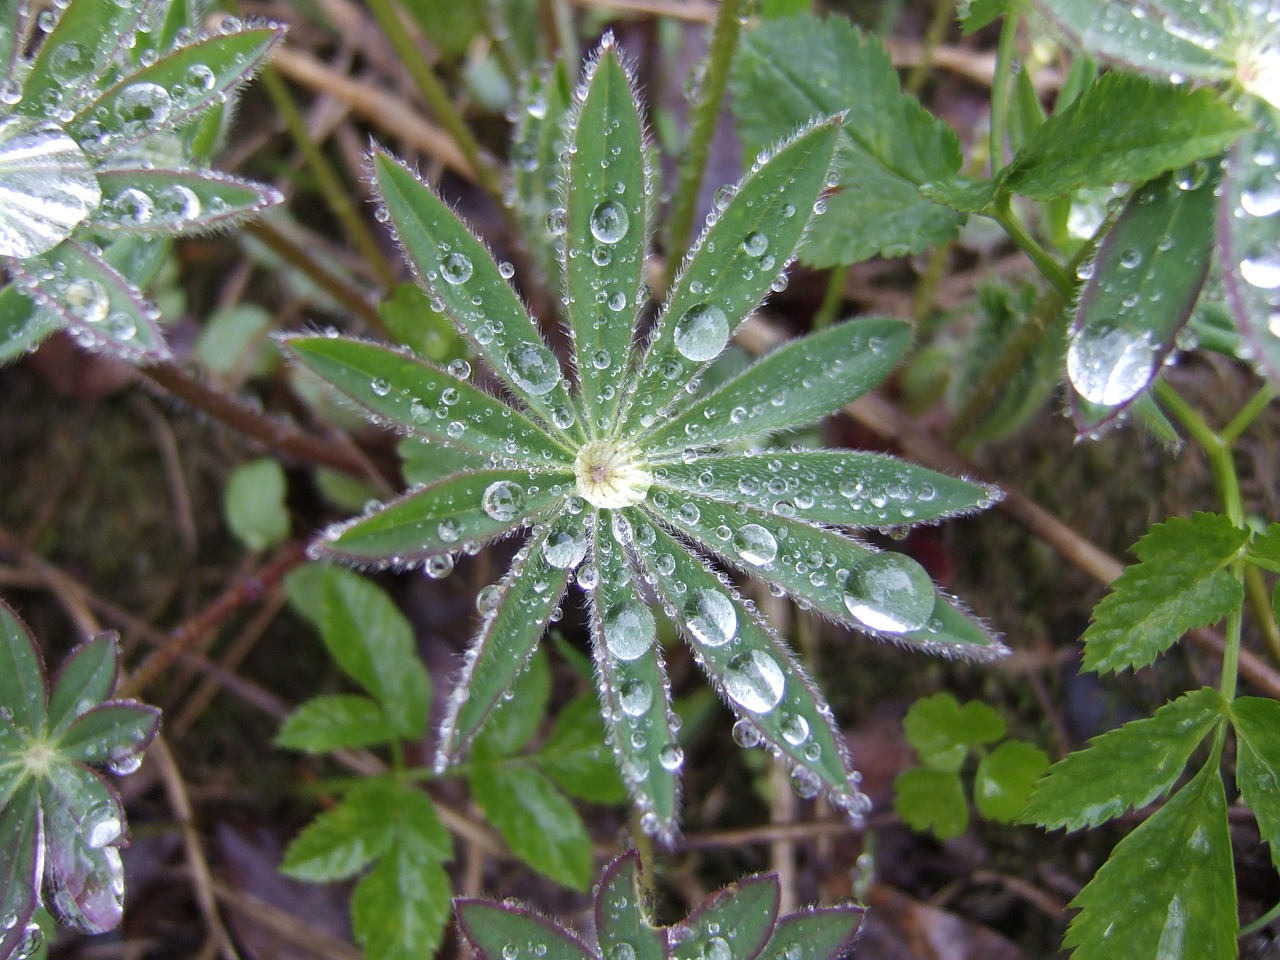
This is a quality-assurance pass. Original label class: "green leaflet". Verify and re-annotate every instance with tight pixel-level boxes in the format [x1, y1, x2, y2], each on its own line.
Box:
[756, 908, 864, 960]
[1064, 759, 1236, 960]
[1231, 697, 1280, 872]
[903, 693, 1005, 772]
[537, 695, 627, 805]
[672, 875, 780, 960]
[731, 14, 964, 266]
[40, 763, 126, 932]
[0, 779, 40, 960]
[595, 852, 667, 960]
[956, 0, 1006, 34]
[973, 740, 1049, 823]
[90, 168, 282, 235]
[620, 118, 841, 431]
[1021, 687, 1224, 831]
[473, 646, 551, 758]
[1001, 72, 1248, 201]
[563, 44, 648, 428]
[456, 900, 595, 960]
[224, 457, 290, 552]
[274, 694, 398, 752]
[56, 703, 160, 766]
[510, 64, 573, 293]
[893, 767, 968, 838]
[1082, 513, 1246, 673]
[641, 317, 911, 454]
[46, 635, 118, 736]
[280, 780, 404, 882]
[0, 601, 47, 733]
[376, 283, 468, 364]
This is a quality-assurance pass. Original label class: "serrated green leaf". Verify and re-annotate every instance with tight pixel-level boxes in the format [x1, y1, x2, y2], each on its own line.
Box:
[224, 457, 290, 552]
[469, 746, 594, 890]
[731, 14, 964, 266]
[376, 283, 467, 364]
[438, 519, 577, 763]
[919, 175, 998, 213]
[621, 117, 841, 430]
[279, 779, 403, 882]
[0, 778, 40, 960]
[904, 693, 1005, 772]
[595, 852, 667, 960]
[974, 739, 1050, 823]
[539, 694, 628, 806]
[564, 45, 648, 427]
[1221, 101, 1280, 386]
[511, 64, 573, 293]
[1068, 163, 1219, 428]
[756, 907, 863, 960]
[0, 599, 47, 733]
[1231, 697, 1280, 872]
[672, 875, 779, 960]
[283, 565, 431, 738]
[1021, 687, 1224, 831]
[57, 702, 160, 766]
[456, 899, 595, 960]
[285, 336, 571, 466]
[893, 766, 968, 838]
[1001, 73, 1248, 200]
[642, 317, 910, 454]
[275, 694, 397, 752]
[1064, 759, 1235, 960]
[652, 451, 994, 528]
[589, 517, 679, 832]
[372, 151, 581, 442]
[90, 168, 281, 235]
[41, 764, 126, 932]
[1247, 523, 1280, 571]
[474, 647, 550, 758]
[352, 833, 452, 960]
[635, 519, 856, 803]
[1082, 513, 1246, 673]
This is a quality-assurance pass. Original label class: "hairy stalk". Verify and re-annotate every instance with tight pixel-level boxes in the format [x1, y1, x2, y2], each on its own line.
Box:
[261, 68, 398, 291]
[989, 196, 1073, 297]
[988, 10, 1020, 172]
[663, 0, 744, 291]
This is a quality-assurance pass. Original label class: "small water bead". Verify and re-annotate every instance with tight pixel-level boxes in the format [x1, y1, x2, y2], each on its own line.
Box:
[426, 555, 455, 578]
[438, 518, 463, 543]
[482, 481, 525, 521]
[607, 290, 627, 311]
[779, 711, 810, 746]
[704, 937, 732, 960]
[589, 199, 629, 243]
[447, 358, 471, 379]
[844, 552, 935, 633]
[370, 377, 390, 396]
[790, 766, 822, 799]
[505, 343, 561, 395]
[547, 207, 567, 234]
[115, 82, 171, 130]
[684, 588, 737, 647]
[673, 303, 729, 361]
[440, 252, 473, 284]
[659, 742, 684, 770]
[498, 260, 515, 279]
[476, 584, 502, 615]
[734, 524, 777, 566]
[1241, 251, 1280, 289]
[65, 278, 109, 324]
[591, 348, 611, 369]
[1066, 322, 1156, 407]
[618, 679, 653, 716]
[611, 944, 637, 960]
[604, 600, 655, 661]
[49, 40, 91, 82]
[156, 184, 200, 221]
[592, 245, 612, 266]
[724, 651, 785, 713]
[544, 527, 588, 569]
[742, 231, 769, 257]
[503, 944, 519, 960]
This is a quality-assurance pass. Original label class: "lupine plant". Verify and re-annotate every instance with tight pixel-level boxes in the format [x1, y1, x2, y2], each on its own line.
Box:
[285, 38, 1005, 841]
[0, 0, 283, 362]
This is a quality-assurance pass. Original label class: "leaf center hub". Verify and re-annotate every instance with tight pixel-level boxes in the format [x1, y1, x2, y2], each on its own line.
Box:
[575, 439, 652, 509]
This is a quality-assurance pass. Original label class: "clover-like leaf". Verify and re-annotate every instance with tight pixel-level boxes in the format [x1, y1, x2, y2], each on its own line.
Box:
[903, 693, 1005, 772]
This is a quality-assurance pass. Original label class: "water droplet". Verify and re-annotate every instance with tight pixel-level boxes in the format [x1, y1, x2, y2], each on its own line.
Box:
[673, 303, 729, 361]
[590, 199, 629, 243]
[498, 260, 515, 279]
[49, 41, 91, 82]
[1066, 321, 1156, 407]
[65, 278, 109, 324]
[704, 936, 732, 960]
[0, 117, 101, 258]
[440, 252, 473, 284]
[659, 742, 684, 770]
[426, 554, 455, 578]
[503, 944, 519, 960]
[684, 588, 737, 647]
[604, 600, 655, 661]
[547, 207, 567, 234]
[447, 358, 471, 379]
[1241, 252, 1280, 289]
[843, 552, 934, 633]
[187, 62, 216, 92]
[779, 712, 810, 745]
[505, 343, 561, 395]
[476, 584, 502, 615]
[734, 524, 777, 565]
[370, 377, 390, 396]
[106, 751, 142, 776]
[742, 231, 769, 257]
[619, 679, 653, 716]
[156, 183, 201, 221]
[115, 82, 171, 130]
[790, 765, 821, 799]
[482, 480, 525, 521]
[544, 527, 587, 569]
[611, 944, 637, 960]
[724, 651, 785, 713]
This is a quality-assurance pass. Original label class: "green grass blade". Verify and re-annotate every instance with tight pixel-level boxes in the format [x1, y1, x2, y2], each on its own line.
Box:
[640, 317, 910, 453]
[620, 118, 841, 432]
[90, 168, 283, 236]
[314, 469, 573, 565]
[285, 335, 573, 466]
[590, 512, 680, 837]
[373, 151, 582, 442]
[563, 42, 649, 431]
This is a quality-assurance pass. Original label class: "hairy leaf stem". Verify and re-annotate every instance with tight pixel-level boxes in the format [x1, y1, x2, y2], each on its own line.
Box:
[989, 10, 1020, 173]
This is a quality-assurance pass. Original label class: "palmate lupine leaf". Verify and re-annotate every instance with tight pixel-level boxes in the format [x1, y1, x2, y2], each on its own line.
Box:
[290, 37, 1004, 839]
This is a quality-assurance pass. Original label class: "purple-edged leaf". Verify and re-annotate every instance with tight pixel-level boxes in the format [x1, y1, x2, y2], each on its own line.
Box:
[41, 764, 127, 932]
[58, 701, 160, 768]
[1221, 101, 1280, 384]
[48, 634, 120, 736]
[313, 469, 572, 565]
[437, 517, 580, 765]
[595, 852, 668, 960]
[11, 241, 169, 361]
[671, 875, 780, 960]
[0, 287, 61, 363]
[70, 26, 286, 153]
[1068, 163, 1219, 431]
[635, 520, 859, 806]
[590, 515, 680, 837]
[275, 694, 398, 752]
[641, 317, 910, 455]
[372, 150, 582, 444]
[456, 899, 595, 960]
[285, 336, 572, 466]
[90, 168, 283, 235]
[0, 599, 48, 733]
[0, 779, 41, 960]
[756, 905, 864, 960]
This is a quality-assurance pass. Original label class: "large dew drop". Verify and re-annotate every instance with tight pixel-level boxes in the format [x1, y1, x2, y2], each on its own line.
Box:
[544, 527, 588, 569]
[1066, 321, 1156, 407]
[618, 679, 653, 716]
[0, 116, 101, 258]
[734, 523, 777, 566]
[604, 600, 655, 661]
[481, 480, 525, 521]
[673, 303, 729, 361]
[724, 650, 785, 713]
[683, 588, 737, 648]
[589, 200, 629, 243]
[440, 251, 473, 284]
[114, 82, 172, 131]
[844, 552, 934, 634]
[504, 342, 561, 395]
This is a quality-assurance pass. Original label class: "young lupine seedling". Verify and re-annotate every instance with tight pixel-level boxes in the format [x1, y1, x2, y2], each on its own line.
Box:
[0, 601, 160, 959]
[0, 0, 283, 363]
[285, 38, 1005, 839]
[455, 851, 864, 960]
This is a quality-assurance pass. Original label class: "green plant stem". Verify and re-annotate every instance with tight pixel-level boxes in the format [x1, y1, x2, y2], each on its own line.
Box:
[989, 10, 1020, 174]
[904, 0, 955, 96]
[811, 267, 846, 331]
[261, 69, 397, 292]
[1244, 564, 1280, 665]
[1222, 383, 1279, 444]
[363, 0, 505, 206]
[1242, 898, 1280, 937]
[540, 0, 576, 77]
[911, 240, 952, 328]
[663, 0, 744, 292]
[989, 197, 1074, 298]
